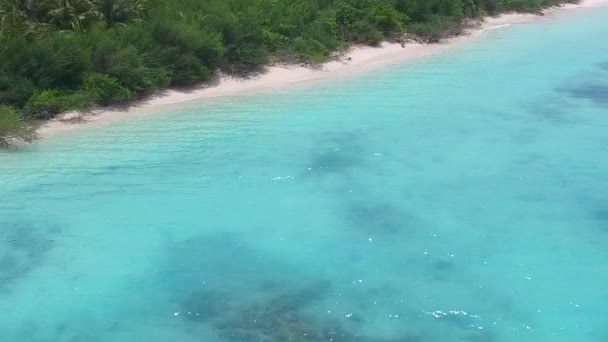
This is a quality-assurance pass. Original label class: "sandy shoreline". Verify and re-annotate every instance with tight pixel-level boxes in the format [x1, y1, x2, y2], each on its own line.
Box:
[39, 0, 608, 137]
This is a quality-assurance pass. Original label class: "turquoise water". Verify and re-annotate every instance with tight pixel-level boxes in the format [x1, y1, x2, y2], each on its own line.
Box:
[2, 7, 608, 342]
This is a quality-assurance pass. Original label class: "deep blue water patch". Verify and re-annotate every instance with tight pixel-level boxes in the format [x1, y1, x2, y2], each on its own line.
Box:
[344, 201, 416, 235]
[0, 222, 57, 291]
[429, 257, 457, 281]
[592, 207, 608, 223]
[305, 131, 370, 176]
[524, 97, 581, 124]
[309, 148, 364, 174]
[159, 233, 276, 292]
[558, 82, 608, 107]
[527, 102, 566, 123]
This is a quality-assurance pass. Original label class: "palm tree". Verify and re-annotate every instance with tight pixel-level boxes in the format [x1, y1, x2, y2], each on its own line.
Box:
[46, 0, 98, 30]
[0, 0, 54, 36]
[0, 1, 26, 36]
[0, 0, 147, 34]
[92, 0, 146, 26]
[0, 0, 46, 23]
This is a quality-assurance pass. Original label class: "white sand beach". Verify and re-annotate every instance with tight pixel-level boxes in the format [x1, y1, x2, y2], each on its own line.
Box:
[39, 0, 608, 137]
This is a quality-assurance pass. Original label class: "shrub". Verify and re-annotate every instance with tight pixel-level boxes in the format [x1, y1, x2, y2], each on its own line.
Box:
[335, 3, 363, 27]
[370, 2, 408, 35]
[23, 34, 91, 89]
[350, 20, 384, 45]
[82, 72, 133, 105]
[224, 42, 269, 75]
[292, 37, 330, 63]
[24, 90, 96, 119]
[0, 106, 36, 147]
[151, 20, 225, 68]
[0, 74, 36, 108]
[206, 9, 269, 74]
[262, 28, 289, 51]
[301, 14, 343, 55]
[91, 38, 170, 93]
[169, 54, 212, 86]
[407, 15, 462, 43]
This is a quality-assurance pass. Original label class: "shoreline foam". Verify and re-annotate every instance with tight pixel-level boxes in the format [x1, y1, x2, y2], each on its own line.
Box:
[39, 0, 608, 138]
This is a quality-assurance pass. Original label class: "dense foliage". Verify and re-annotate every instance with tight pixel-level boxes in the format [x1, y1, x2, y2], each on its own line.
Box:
[0, 105, 35, 147]
[0, 0, 577, 145]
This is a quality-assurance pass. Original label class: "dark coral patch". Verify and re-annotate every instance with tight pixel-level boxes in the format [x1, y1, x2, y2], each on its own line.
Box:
[592, 208, 608, 222]
[346, 201, 416, 234]
[0, 222, 56, 290]
[305, 132, 370, 176]
[560, 83, 608, 107]
[598, 61, 608, 71]
[309, 149, 364, 173]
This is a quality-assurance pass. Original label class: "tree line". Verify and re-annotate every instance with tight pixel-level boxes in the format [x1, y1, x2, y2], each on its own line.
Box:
[0, 0, 577, 146]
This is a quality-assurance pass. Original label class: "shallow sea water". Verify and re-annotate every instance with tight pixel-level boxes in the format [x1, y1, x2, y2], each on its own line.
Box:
[1, 7, 608, 342]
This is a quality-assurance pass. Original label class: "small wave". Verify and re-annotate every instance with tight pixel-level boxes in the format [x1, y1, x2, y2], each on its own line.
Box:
[488, 24, 511, 30]
[271, 176, 295, 181]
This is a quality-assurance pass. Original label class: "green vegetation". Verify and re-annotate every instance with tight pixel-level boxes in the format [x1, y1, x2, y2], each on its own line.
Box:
[0, 105, 35, 147]
[0, 0, 578, 146]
